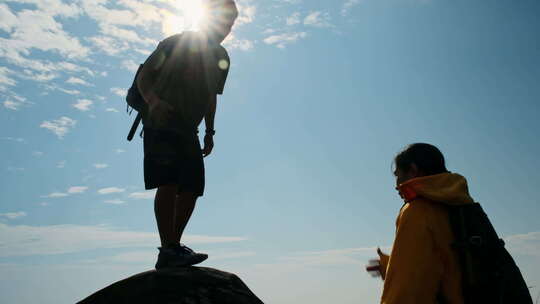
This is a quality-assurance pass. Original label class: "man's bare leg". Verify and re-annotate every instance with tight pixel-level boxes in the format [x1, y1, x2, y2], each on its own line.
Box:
[154, 184, 178, 247]
[174, 192, 198, 244]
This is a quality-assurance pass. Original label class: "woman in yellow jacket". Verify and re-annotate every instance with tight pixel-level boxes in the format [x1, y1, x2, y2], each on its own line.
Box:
[368, 143, 475, 304]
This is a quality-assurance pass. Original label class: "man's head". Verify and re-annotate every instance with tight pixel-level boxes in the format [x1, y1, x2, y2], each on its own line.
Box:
[202, 0, 238, 43]
[393, 143, 448, 186]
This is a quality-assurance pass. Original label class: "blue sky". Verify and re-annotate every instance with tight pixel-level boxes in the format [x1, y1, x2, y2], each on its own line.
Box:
[1, 0, 540, 303]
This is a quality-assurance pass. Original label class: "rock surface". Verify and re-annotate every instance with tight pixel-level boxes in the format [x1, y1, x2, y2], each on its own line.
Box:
[77, 267, 264, 304]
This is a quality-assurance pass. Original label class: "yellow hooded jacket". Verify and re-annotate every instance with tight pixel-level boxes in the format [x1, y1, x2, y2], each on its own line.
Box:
[380, 172, 475, 304]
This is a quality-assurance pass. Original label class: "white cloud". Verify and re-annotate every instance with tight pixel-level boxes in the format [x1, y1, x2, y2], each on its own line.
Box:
[4, 0, 81, 18]
[0, 223, 248, 257]
[87, 35, 129, 56]
[2, 137, 25, 143]
[0, 212, 27, 220]
[121, 59, 139, 72]
[32, 151, 44, 157]
[0, 67, 16, 88]
[114, 149, 126, 154]
[40, 116, 76, 139]
[97, 187, 125, 195]
[505, 231, 540, 257]
[42, 192, 68, 198]
[304, 11, 332, 28]
[342, 0, 361, 16]
[0, 4, 89, 62]
[223, 33, 255, 51]
[66, 77, 91, 86]
[128, 191, 156, 200]
[2, 92, 30, 110]
[93, 163, 109, 169]
[67, 186, 88, 194]
[104, 199, 126, 205]
[105, 108, 119, 113]
[7, 166, 25, 172]
[72, 99, 93, 111]
[56, 160, 66, 168]
[110, 87, 127, 97]
[264, 32, 307, 48]
[235, 3, 256, 26]
[21, 69, 58, 82]
[3, 100, 20, 110]
[286, 12, 301, 26]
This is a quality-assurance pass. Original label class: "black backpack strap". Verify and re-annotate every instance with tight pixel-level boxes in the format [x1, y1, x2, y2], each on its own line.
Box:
[127, 112, 142, 141]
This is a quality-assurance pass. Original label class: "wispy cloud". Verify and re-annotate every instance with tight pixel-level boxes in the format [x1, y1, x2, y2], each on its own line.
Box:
[128, 191, 155, 200]
[0, 3, 90, 77]
[304, 11, 333, 28]
[110, 87, 127, 97]
[104, 199, 126, 205]
[3, 100, 21, 110]
[41, 192, 69, 198]
[0, 212, 27, 220]
[264, 32, 307, 49]
[505, 231, 540, 257]
[66, 77, 92, 86]
[114, 149, 126, 154]
[42, 186, 88, 198]
[72, 99, 93, 111]
[342, 0, 361, 16]
[93, 163, 109, 169]
[121, 59, 139, 72]
[2, 94, 30, 111]
[235, 3, 257, 26]
[97, 187, 125, 195]
[223, 33, 255, 51]
[40, 116, 76, 138]
[0, 66, 16, 89]
[2, 137, 25, 143]
[32, 151, 44, 157]
[286, 12, 301, 26]
[56, 160, 66, 168]
[67, 186, 88, 194]
[0, 223, 248, 257]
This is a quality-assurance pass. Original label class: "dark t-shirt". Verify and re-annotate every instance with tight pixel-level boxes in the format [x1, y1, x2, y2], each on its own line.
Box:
[141, 32, 230, 131]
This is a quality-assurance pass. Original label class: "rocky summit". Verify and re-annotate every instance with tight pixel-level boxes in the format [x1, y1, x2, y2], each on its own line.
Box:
[77, 267, 264, 304]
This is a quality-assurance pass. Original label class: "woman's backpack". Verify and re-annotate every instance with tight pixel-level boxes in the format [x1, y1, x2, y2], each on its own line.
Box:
[447, 203, 532, 303]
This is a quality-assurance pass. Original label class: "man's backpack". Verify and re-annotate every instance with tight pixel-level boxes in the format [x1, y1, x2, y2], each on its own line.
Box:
[125, 64, 147, 141]
[125, 35, 180, 141]
[447, 203, 532, 304]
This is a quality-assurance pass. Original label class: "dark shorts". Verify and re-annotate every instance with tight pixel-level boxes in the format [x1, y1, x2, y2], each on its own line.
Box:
[143, 128, 205, 196]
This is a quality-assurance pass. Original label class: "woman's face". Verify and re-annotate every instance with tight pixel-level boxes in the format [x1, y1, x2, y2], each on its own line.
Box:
[394, 164, 420, 188]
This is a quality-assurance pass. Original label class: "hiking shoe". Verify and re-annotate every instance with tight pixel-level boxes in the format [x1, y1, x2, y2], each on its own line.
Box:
[155, 244, 208, 269]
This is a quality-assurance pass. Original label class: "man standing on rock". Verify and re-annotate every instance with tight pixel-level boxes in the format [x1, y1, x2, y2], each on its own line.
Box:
[136, 0, 238, 269]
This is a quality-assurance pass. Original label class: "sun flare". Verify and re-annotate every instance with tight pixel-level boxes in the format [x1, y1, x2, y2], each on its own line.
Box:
[163, 0, 208, 36]
[177, 0, 208, 31]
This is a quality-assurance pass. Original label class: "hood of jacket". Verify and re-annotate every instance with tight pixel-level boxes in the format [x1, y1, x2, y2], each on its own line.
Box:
[398, 172, 474, 205]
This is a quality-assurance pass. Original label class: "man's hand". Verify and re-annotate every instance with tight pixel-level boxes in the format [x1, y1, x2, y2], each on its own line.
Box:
[202, 133, 214, 157]
[148, 97, 173, 128]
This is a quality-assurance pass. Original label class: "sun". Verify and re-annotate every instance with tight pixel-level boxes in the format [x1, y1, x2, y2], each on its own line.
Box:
[162, 0, 209, 36]
[176, 0, 208, 31]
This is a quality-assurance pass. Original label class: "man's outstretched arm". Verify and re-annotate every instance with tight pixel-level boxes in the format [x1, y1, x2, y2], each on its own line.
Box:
[202, 94, 217, 157]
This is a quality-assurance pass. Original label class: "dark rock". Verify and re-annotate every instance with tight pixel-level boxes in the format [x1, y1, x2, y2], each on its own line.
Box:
[77, 267, 264, 304]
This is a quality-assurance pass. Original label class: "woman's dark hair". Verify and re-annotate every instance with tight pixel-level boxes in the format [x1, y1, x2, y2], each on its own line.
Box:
[394, 143, 448, 175]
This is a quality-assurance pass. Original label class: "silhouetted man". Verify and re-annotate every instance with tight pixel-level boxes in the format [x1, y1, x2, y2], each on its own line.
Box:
[136, 0, 238, 269]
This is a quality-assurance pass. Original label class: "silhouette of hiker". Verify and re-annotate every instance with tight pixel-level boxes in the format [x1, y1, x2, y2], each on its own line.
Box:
[366, 143, 467, 303]
[136, 0, 238, 269]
